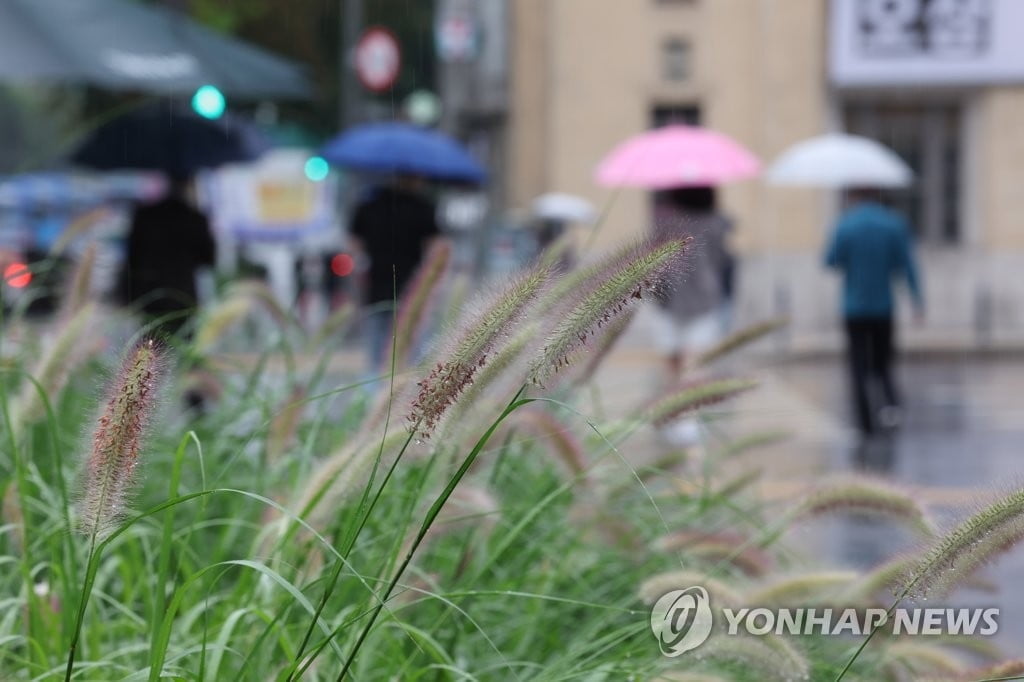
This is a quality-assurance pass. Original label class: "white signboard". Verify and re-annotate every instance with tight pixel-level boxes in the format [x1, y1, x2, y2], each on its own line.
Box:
[202, 149, 337, 244]
[830, 0, 1024, 86]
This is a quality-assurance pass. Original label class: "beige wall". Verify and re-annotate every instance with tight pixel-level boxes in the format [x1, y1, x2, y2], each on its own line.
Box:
[978, 87, 1024, 250]
[506, 1, 1024, 349]
[508, 0, 830, 252]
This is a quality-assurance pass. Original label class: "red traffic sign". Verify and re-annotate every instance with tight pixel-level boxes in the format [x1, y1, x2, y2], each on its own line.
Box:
[355, 27, 401, 93]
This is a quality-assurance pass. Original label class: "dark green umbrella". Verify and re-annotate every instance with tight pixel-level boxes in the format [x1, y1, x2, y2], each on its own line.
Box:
[0, 0, 310, 98]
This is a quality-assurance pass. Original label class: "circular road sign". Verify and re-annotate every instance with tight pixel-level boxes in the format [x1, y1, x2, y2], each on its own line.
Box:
[355, 27, 401, 93]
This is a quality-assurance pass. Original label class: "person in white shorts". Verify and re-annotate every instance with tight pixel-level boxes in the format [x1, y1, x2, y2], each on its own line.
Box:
[651, 186, 733, 446]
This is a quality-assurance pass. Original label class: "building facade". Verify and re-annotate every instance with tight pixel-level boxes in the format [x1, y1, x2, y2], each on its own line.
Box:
[507, 0, 1024, 351]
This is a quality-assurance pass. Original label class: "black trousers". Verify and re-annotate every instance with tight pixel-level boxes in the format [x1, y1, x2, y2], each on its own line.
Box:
[844, 317, 898, 435]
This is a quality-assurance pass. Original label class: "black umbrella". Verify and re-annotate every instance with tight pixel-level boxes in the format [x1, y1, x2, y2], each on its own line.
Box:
[0, 0, 310, 98]
[71, 104, 268, 176]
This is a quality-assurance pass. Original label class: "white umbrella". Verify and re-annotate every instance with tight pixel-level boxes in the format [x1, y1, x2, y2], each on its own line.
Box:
[767, 133, 913, 189]
[532, 192, 597, 224]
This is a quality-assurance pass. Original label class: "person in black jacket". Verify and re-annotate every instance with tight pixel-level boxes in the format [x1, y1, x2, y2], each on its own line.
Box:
[124, 176, 215, 337]
[349, 178, 440, 371]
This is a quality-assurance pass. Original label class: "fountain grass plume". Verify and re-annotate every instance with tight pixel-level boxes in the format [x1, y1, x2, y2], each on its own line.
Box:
[638, 570, 744, 607]
[695, 634, 810, 681]
[294, 429, 412, 522]
[881, 642, 964, 678]
[928, 660, 1024, 682]
[450, 326, 533, 419]
[267, 384, 306, 462]
[641, 376, 757, 427]
[788, 475, 936, 537]
[654, 530, 772, 576]
[517, 408, 588, 479]
[714, 467, 763, 499]
[393, 240, 451, 368]
[308, 301, 356, 350]
[716, 429, 790, 460]
[410, 264, 552, 435]
[746, 571, 860, 606]
[928, 634, 1002, 662]
[12, 301, 99, 429]
[533, 246, 613, 313]
[226, 279, 291, 328]
[77, 338, 168, 537]
[655, 674, 733, 682]
[900, 485, 1024, 599]
[57, 242, 97, 321]
[194, 296, 254, 353]
[530, 239, 687, 384]
[695, 317, 788, 366]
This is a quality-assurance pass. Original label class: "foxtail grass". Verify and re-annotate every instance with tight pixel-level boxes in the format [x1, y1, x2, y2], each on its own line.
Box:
[881, 641, 964, 678]
[531, 239, 686, 384]
[641, 377, 757, 427]
[695, 634, 810, 681]
[11, 301, 99, 432]
[787, 475, 936, 537]
[900, 485, 1024, 599]
[516, 408, 589, 479]
[65, 337, 168, 680]
[746, 571, 860, 606]
[654, 530, 772, 576]
[836, 485, 1024, 680]
[695, 317, 788, 366]
[392, 240, 451, 368]
[57, 242, 97, 321]
[638, 571, 744, 607]
[410, 265, 551, 435]
[77, 338, 168, 537]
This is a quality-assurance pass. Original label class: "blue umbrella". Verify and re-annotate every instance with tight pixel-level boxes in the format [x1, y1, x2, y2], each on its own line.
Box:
[320, 122, 486, 184]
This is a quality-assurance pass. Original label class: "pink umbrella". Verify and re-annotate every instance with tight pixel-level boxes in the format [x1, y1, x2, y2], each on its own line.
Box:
[595, 125, 760, 189]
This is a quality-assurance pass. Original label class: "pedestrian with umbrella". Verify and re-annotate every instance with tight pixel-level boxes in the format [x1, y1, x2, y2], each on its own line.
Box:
[72, 102, 266, 337]
[596, 124, 760, 446]
[319, 122, 485, 371]
[596, 126, 757, 371]
[768, 133, 924, 437]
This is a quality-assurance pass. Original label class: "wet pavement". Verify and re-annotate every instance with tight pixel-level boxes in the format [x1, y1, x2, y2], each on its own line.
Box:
[772, 355, 1024, 653]
[591, 323, 1024, 654]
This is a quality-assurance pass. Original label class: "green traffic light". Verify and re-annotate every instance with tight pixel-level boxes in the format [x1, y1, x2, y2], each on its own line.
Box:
[304, 156, 330, 182]
[192, 85, 226, 120]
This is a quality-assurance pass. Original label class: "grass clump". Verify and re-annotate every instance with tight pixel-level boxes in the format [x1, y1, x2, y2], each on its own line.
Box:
[0, 235, 1019, 682]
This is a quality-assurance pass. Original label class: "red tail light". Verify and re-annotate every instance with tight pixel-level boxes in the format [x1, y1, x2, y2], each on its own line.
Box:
[3, 263, 31, 289]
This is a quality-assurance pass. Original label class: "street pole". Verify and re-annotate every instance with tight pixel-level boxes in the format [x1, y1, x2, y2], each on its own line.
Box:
[340, 0, 364, 127]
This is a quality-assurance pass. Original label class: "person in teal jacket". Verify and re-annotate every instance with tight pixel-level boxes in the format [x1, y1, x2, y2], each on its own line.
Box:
[825, 189, 924, 436]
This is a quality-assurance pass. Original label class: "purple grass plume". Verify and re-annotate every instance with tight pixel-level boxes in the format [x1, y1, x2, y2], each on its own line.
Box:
[530, 239, 687, 385]
[78, 338, 168, 537]
[409, 265, 552, 435]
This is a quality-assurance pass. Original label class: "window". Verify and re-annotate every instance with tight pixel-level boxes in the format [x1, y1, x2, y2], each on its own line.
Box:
[661, 38, 691, 82]
[844, 101, 962, 244]
[651, 104, 700, 128]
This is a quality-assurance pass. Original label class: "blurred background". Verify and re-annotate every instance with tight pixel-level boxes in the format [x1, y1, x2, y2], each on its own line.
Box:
[2, 0, 1020, 350]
